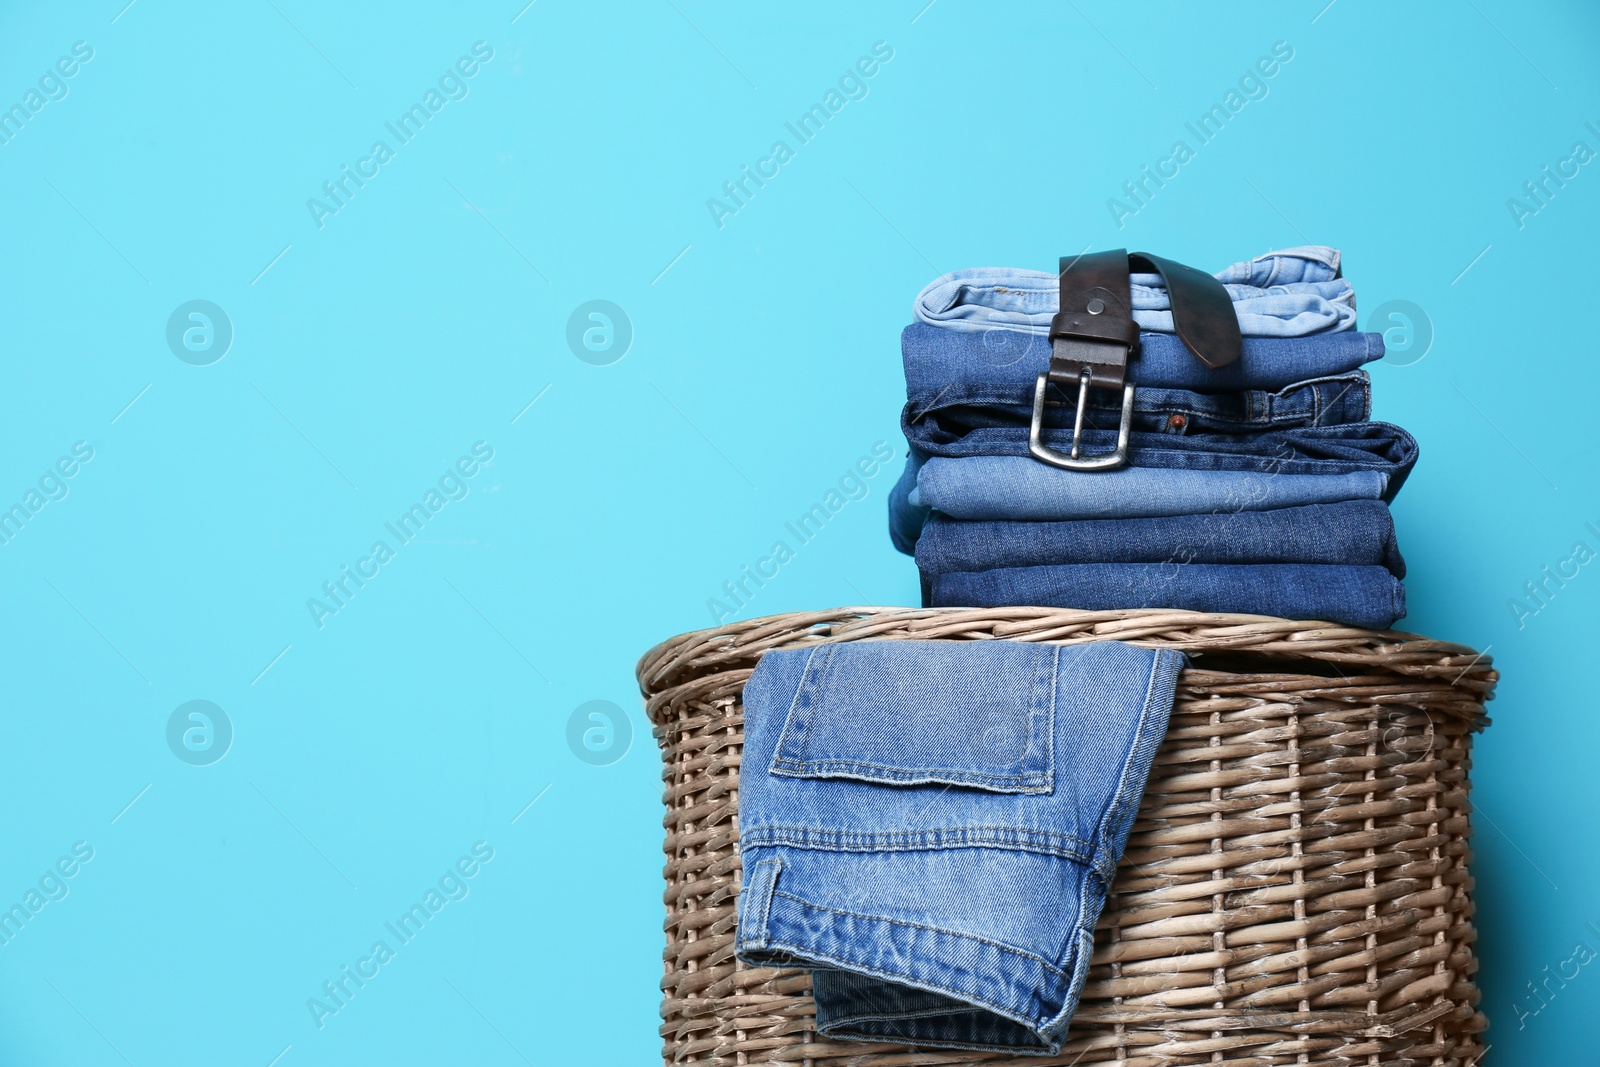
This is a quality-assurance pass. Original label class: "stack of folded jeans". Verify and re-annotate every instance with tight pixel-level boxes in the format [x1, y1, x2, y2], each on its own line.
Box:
[888, 246, 1414, 630]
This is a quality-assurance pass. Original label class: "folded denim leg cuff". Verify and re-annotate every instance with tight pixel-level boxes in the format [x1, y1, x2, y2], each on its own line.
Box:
[735, 640, 1185, 1055]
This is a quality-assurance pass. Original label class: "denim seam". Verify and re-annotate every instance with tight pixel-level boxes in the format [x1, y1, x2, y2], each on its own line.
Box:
[766, 890, 1075, 981]
[797, 642, 837, 764]
[913, 396, 1347, 417]
[909, 370, 1369, 404]
[916, 451, 1400, 477]
[1038, 865, 1096, 1041]
[1092, 651, 1179, 878]
[769, 645, 825, 773]
[768, 760, 1051, 792]
[741, 826, 1096, 862]
[820, 1025, 1047, 1055]
[1041, 924, 1099, 1041]
[1036, 643, 1049, 793]
[770, 644, 1055, 792]
[911, 398, 1353, 431]
[919, 433, 1407, 469]
[906, 427, 1416, 475]
[757, 936, 1053, 1047]
[740, 857, 783, 949]
[823, 1004, 991, 1024]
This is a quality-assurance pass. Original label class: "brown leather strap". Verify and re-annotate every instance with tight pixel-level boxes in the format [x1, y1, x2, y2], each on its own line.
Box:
[1129, 252, 1241, 369]
[1048, 250, 1139, 391]
[1047, 249, 1241, 392]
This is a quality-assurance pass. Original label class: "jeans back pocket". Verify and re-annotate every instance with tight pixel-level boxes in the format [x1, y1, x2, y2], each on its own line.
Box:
[769, 642, 1056, 794]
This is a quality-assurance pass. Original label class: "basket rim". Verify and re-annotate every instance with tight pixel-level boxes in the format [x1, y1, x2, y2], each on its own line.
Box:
[637, 605, 1496, 704]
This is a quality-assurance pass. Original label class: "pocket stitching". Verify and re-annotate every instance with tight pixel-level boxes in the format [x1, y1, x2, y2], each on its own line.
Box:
[768, 643, 1055, 793]
[769, 643, 829, 770]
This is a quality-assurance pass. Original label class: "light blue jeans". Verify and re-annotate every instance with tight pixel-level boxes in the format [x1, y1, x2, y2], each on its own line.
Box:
[736, 638, 1186, 1053]
[889, 418, 1413, 551]
[916, 246, 1352, 338]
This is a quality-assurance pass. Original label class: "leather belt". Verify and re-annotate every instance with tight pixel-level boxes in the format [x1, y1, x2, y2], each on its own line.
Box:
[1029, 250, 1242, 471]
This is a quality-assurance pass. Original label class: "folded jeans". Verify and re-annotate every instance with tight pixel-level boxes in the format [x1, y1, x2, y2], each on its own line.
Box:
[1212, 245, 1345, 286]
[913, 461, 1388, 522]
[907, 371, 1373, 440]
[908, 419, 1416, 470]
[890, 401, 1409, 553]
[928, 563, 1406, 630]
[913, 500, 1406, 576]
[902, 321, 1385, 395]
[915, 247, 1352, 338]
[910, 456, 1391, 523]
[736, 639, 1186, 1054]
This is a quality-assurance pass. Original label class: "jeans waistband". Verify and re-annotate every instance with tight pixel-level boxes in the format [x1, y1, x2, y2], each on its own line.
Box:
[903, 322, 1384, 394]
[907, 420, 1417, 480]
[907, 371, 1372, 438]
[916, 258, 1354, 338]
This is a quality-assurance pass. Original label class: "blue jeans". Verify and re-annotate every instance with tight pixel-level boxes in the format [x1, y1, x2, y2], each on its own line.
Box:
[914, 500, 1406, 576]
[1213, 245, 1345, 285]
[736, 639, 1186, 1053]
[929, 563, 1406, 630]
[889, 381, 1395, 553]
[909, 420, 1415, 470]
[912, 456, 1389, 522]
[889, 419, 1414, 538]
[917, 247, 1352, 338]
[919, 271, 1354, 337]
[902, 322, 1384, 394]
[910, 371, 1372, 439]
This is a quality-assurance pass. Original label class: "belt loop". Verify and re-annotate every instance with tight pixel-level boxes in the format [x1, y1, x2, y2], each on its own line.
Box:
[739, 857, 783, 949]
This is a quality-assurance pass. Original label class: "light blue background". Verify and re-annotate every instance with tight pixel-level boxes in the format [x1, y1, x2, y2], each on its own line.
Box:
[0, 1, 1594, 1064]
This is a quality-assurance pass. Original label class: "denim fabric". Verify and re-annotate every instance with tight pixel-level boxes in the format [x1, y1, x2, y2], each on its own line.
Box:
[910, 420, 1416, 474]
[918, 254, 1353, 338]
[1213, 245, 1343, 286]
[912, 457, 1388, 522]
[917, 247, 1347, 337]
[736, 639, 1186, 1053]
[903, 322, 1385, 395]
[914, 500, 1406, 577]
[918, 271, 1354, 337]
[910, 371, 1372, 440]
[889, 419, 1414, 547]
[888, 447, 927, 555]
[931, 563, 1404, 629]
[890, 385, 1393, 553]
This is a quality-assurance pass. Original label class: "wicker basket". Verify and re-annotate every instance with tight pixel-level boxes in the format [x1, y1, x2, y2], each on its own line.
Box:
[637, 607, 1496, 1067]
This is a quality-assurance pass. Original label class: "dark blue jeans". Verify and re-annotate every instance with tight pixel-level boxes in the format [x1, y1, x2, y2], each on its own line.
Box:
[914, 500, 1406, 576]
[928, 563, 1406, 630]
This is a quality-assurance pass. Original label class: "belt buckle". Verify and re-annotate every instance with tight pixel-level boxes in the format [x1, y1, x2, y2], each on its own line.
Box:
[1029, 366, 1134, 472]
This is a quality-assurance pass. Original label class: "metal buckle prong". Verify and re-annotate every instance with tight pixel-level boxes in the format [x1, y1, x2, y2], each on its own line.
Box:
[1028, 369, 1134, 472]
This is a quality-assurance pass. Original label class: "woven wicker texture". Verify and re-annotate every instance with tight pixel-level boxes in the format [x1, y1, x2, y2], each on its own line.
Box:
[638, 608, 1496, 1067]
